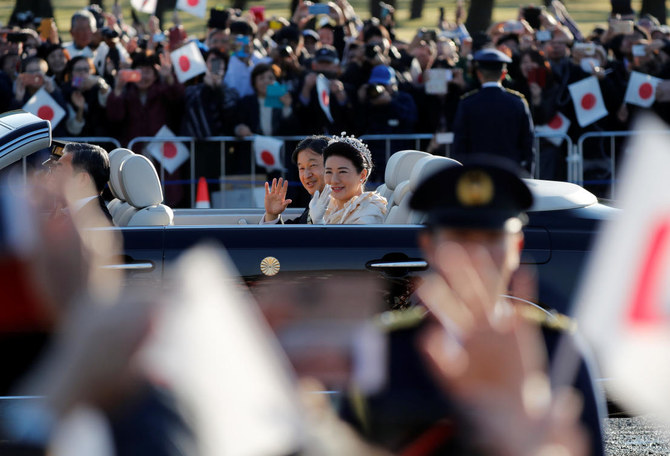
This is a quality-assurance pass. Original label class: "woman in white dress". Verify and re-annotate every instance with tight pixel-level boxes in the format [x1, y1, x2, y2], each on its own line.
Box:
[309, 135, 387, 224]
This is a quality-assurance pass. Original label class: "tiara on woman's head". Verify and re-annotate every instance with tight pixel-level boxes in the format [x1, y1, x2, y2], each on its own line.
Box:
[329, 132, 371, 157]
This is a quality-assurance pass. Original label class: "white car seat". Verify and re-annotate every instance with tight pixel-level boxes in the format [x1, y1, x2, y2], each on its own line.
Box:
[107, 148, 134, 219]
[116, 155, 174, 226]
[381, 150, 431, 212]
[386, 155, 461, 224]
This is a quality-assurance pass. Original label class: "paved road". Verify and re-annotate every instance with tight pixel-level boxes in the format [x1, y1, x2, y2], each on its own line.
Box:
[606, 417, 670, 455]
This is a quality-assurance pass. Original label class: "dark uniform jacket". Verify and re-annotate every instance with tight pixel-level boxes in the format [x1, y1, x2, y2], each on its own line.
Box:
[452, 84, 534, 172]
[340, 306, 606, 456]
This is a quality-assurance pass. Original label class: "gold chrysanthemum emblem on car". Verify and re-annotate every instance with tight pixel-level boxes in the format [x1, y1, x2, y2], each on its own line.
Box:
[260, 256, 280, 276]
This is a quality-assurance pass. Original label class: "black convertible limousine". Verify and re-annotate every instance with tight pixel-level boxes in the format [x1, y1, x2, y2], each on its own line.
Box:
[0, 110, 617, 315]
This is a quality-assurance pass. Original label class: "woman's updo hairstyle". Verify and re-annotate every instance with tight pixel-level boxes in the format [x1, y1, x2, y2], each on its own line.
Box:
[323, 133, 374, 182]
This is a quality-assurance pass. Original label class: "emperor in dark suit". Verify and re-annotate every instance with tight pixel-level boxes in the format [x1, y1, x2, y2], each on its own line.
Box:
[452, 49, 535, 173]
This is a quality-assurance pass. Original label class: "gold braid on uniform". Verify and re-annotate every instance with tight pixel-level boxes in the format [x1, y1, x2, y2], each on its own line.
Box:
[374, 307, 428, 332]
[346, 307, 428, 432]
[517, 304, 577, 333]
[460, 89, 479, 100]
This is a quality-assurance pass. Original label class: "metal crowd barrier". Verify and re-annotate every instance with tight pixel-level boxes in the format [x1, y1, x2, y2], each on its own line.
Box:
[577, 130, 670, 198]
[128, 132, 583, 207]
[532, 132, 575, 182]
[127, 134, 440, 207]
[38, 132, 624, 206]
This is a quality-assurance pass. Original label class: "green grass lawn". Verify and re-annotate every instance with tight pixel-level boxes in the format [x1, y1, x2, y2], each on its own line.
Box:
[0, 0, 646, 43]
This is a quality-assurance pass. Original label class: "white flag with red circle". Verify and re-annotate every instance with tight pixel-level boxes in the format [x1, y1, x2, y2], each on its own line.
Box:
[146, 125, 190, 174]
[22, 88, 65, 129]
[625, 71, 661, 108]
[535, 112, 570, 146]
[176, 0, 207, 18]
[316, 74, 334, 123]
[253, 136, 284, 172]
[576, 116, 670, 422]
[170, 41, 206, 83]
[568, 76, 608, 127]
[130, 0, 157, 14]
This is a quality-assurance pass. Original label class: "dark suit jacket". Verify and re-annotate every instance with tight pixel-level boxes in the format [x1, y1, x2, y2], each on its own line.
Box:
[282, 207, 310, 224]
[340, 308, 605, 456]
[452, 85, 535, 171]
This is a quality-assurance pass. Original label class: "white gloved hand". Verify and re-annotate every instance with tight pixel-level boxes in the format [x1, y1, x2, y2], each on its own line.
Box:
[308, 185, 331, 224]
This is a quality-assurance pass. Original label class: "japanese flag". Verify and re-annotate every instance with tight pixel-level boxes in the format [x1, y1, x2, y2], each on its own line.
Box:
[316, 74, 334, 123]
[23, 88, 65, 129]
[176, 0, 207, 18]
[146, 125, 189, 174]
[253, 136, 284, 172]
[170, 41, 206, 83]
[625, 71, 661, 108]
[568, 76, 607, 127]
[130, 0, 157, 14]
[576, 115, 670, 423]
[535, 112, 570, 146]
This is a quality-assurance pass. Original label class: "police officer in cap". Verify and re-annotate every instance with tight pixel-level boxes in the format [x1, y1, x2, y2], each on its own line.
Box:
[340, 157, 605, 456]
[452, 49, 535, 173]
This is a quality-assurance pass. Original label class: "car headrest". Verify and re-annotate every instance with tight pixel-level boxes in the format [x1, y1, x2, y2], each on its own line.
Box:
[384, 150, 431, 190]
[409, 156, 462, 193]
[119, 155, 164, 208]
[108, 148, 135, 201]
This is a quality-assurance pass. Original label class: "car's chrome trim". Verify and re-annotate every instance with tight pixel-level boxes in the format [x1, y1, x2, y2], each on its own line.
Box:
[368, 261, 428, 268]
[100, 262, 154, 271]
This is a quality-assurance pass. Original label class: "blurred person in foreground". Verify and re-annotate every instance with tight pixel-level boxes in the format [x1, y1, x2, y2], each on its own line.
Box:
[0, 175, 192, 455]
[46, 142, 114, 228]
[262, 135, 329, 224]
[340, 156, 605, 455]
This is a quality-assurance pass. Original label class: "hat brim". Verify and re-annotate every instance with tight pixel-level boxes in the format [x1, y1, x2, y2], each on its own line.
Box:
[315, 57, 339, 64]
[425, 208, 527, 231]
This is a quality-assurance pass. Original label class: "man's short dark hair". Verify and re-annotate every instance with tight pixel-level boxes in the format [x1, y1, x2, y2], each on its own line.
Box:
[476, 64, 505, 80]
[291, 135, 329, 164]
[64, 143, 110, 194]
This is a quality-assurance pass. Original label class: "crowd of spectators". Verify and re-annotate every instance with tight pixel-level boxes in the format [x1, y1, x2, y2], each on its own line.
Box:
[2, 0, 670, 199]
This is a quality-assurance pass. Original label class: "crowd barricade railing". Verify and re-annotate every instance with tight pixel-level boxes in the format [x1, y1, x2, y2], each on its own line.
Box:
[128, 135, 310, 207]
[54, 137, 123, 149]
[128, 134, 440, 207]
[532, 132, 576, 182]
[128, 135, 198, 203]
[576, 130, 670, 198]
[125, 132, 588, 208]
[358, 133, 436, 163]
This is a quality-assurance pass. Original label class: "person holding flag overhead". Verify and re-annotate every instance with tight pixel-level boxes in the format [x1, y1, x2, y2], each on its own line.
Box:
[106, 51, 185, 147]
[14, 56, 68, 136]
[294, 45, 354, 135]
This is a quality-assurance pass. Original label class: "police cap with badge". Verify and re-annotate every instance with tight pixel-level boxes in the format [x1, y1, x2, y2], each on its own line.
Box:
[409, 155, 533, 232]
[472, 47, 512, 71]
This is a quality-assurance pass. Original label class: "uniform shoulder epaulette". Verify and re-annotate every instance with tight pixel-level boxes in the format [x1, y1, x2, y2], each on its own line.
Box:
[504, 88, 527, 100]
[518, 304, 576, 333]
[460, 89, 479, 100]
[375, 307, 427, 332]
